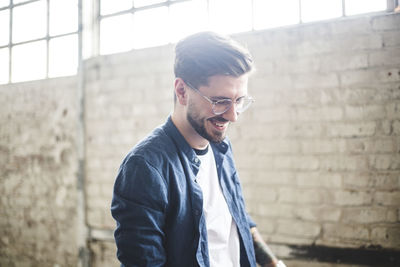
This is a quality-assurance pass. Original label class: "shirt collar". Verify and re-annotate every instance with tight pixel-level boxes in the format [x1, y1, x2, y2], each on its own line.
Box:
[163, 116, 229, 159]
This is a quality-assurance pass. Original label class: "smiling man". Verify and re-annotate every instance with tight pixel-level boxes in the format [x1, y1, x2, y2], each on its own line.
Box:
[111, 32, 285, 267]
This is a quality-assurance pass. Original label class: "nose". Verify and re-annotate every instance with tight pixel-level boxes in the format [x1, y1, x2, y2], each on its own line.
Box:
[222, 103, 238, 122]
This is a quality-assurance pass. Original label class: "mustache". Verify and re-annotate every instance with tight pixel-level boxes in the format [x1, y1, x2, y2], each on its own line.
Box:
[209, 116, 229, 123]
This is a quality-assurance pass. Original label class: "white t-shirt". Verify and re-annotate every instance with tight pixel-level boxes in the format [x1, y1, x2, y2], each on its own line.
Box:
[195, 146, 240, 267]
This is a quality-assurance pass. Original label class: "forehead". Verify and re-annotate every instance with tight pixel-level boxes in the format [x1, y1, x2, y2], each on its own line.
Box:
[201, 74, 249, 98]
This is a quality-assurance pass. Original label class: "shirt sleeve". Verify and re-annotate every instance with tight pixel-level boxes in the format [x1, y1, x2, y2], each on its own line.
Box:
[111, 155, 168, 267]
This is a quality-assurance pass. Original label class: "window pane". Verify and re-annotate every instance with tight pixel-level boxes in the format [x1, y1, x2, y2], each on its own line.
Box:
[49, 34, 78, 77]
[133, 7, 168, 49]
[134, 0, 166, 8]
[13, 0, 46, 43]
[169, 0, 208, 43]
[345, 0, 386, 15]
[209, 0, 252, 34]
[0, 48, 9, 84]
[100, 14, 133, 55]
[254, 0, 300, 30]
[302, 0, 342, 22]
[50, 0, 78, 36]
[13, 0, 30, 3]
[101, 0, 131, 15]
[0, 9, 9, 46]
[12, 41, 46, 82]
[0, 0, 9, 8]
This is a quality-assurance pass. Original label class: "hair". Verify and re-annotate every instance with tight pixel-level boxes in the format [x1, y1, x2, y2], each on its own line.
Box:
[174, 31, 254, 91]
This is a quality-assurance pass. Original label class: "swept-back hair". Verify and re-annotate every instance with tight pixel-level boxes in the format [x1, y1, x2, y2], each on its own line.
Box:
[174, 31, 254, 90]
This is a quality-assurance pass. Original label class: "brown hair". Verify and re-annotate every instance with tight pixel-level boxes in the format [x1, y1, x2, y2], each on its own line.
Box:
[174, 31, 254, 90]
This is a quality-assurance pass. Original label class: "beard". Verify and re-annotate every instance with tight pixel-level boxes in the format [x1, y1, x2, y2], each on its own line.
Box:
[186, 101, 228, 143]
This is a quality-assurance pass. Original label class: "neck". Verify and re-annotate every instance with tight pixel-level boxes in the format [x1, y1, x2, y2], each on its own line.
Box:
[171, 110, 209, 150]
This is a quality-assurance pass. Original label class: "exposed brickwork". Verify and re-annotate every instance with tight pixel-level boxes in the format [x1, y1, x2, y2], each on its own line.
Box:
[1, 12, 399, 267]
[85, 13, 400, 266]
[0, 78, 79, 266]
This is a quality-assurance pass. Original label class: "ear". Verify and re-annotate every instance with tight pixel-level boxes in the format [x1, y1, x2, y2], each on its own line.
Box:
[174, 78, 188, 105]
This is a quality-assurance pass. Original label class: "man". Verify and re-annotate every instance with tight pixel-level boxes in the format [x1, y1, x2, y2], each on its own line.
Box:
[111, 32, 286, 267]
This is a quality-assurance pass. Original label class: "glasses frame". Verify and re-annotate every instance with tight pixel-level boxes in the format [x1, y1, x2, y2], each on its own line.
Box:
[184, 80, 254, 115]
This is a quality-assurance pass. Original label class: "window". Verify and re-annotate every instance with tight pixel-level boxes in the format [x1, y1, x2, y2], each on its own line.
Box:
[0, 0, 78, 84]
[0, 0, 392, 84]
[98, 0, 390, 56]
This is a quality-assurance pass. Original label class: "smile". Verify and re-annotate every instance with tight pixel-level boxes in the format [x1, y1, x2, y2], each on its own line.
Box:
[209, 118, 229, 131]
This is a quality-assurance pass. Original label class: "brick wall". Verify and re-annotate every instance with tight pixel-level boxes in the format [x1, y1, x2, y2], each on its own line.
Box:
[0, 12, 399, 267]
[231, 14, 400, 251]
[85, 13, 399, 266]
[0, 78, 79, 266]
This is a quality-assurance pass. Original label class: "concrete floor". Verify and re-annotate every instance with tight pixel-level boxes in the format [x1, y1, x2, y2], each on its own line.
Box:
[281, 260, 373, 267]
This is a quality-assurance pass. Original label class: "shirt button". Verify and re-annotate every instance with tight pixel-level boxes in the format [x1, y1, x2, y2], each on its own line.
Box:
[194, 158, 199, 163]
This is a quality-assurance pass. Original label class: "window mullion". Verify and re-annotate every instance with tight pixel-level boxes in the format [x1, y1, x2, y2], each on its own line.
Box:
[8, 0, 13, 83]
[46, 0, 49, 78]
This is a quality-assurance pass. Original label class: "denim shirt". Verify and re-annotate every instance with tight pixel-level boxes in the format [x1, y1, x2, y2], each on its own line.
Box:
[111, 116, 257, 267]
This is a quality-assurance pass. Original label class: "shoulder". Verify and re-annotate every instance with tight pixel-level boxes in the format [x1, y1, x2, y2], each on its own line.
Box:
[122, 126, 178, 172]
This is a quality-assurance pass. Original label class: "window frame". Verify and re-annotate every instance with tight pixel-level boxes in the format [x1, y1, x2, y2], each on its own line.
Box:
[0, 0, 80, 83]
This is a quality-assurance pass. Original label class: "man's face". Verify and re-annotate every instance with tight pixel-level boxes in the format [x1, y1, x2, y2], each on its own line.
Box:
[186, 74, 249, 143]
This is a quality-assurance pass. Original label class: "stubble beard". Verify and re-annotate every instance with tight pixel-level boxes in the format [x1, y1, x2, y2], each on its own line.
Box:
[186, 101, 226, 144]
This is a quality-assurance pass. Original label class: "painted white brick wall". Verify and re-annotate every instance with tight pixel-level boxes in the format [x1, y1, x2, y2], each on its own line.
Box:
[1, 11, 399, 267]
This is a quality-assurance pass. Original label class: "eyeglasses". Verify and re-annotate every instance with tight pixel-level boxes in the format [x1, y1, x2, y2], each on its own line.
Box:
[185, 81, 255, 116]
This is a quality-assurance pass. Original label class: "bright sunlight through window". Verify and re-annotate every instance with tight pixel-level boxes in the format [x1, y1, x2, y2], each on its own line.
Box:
[0, 0, 391, 84]
[0, 0, 78, 84]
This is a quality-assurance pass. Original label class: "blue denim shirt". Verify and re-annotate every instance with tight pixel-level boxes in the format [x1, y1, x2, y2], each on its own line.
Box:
[111, 116, 257, 267]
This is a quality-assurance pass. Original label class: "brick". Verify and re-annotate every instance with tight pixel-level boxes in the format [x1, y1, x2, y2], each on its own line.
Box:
[274, 57, 320, 74]
[279, 188, 323, 204]
[285, 123, 322, 138]
[261, 139, 301, 154]
[276, 220, 321, 238]
[246, 171, 296, 185]
[371, 226, 389, 241]
[293, 106, 343, 122]
[292, 206, 341, 222]
[343, 83, 400, 105]
[331, 17, 372, 35]
[340, 68, 400, 86]
[342, 173, 371, 188]
[344, 105, 386, 120]
[346, 138, 398, 153]
[369, 47, 400, 67]
[296, 172, 342, 188]
[326, 122, 376, 138]
[365, 138, 398, 153]
[382, 31, 400, 47]
[301, 139, 346, 154]
[252, 203, 294, 219]
[372, 14, 400, 31]
[293, 73, 339, 90]
[320, 155, 368, 171]
[273, 156, 319, 171]
[393, 120, 400, 135]
[331, 190, 373, 206]
[341, 207, 389, 223]
[374, 191, 400, 206]
[371, 173, 400, 190]
[323, 223, 369, 240]
[386, 103, 400, 119]
[369, 155, 400, 170]
[244, 186, 277, 203]
[254, 107, 293, 123]
[320, 53, 368, 72]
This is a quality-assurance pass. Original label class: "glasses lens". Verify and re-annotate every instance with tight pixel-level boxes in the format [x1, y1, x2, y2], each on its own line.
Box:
[213, 99, 232, 115]
[236, 97, 253, 113]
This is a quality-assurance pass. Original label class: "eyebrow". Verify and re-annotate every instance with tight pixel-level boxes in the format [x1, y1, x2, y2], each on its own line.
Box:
[211, 94, 247, 102]
[210, 96, 232, 101]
